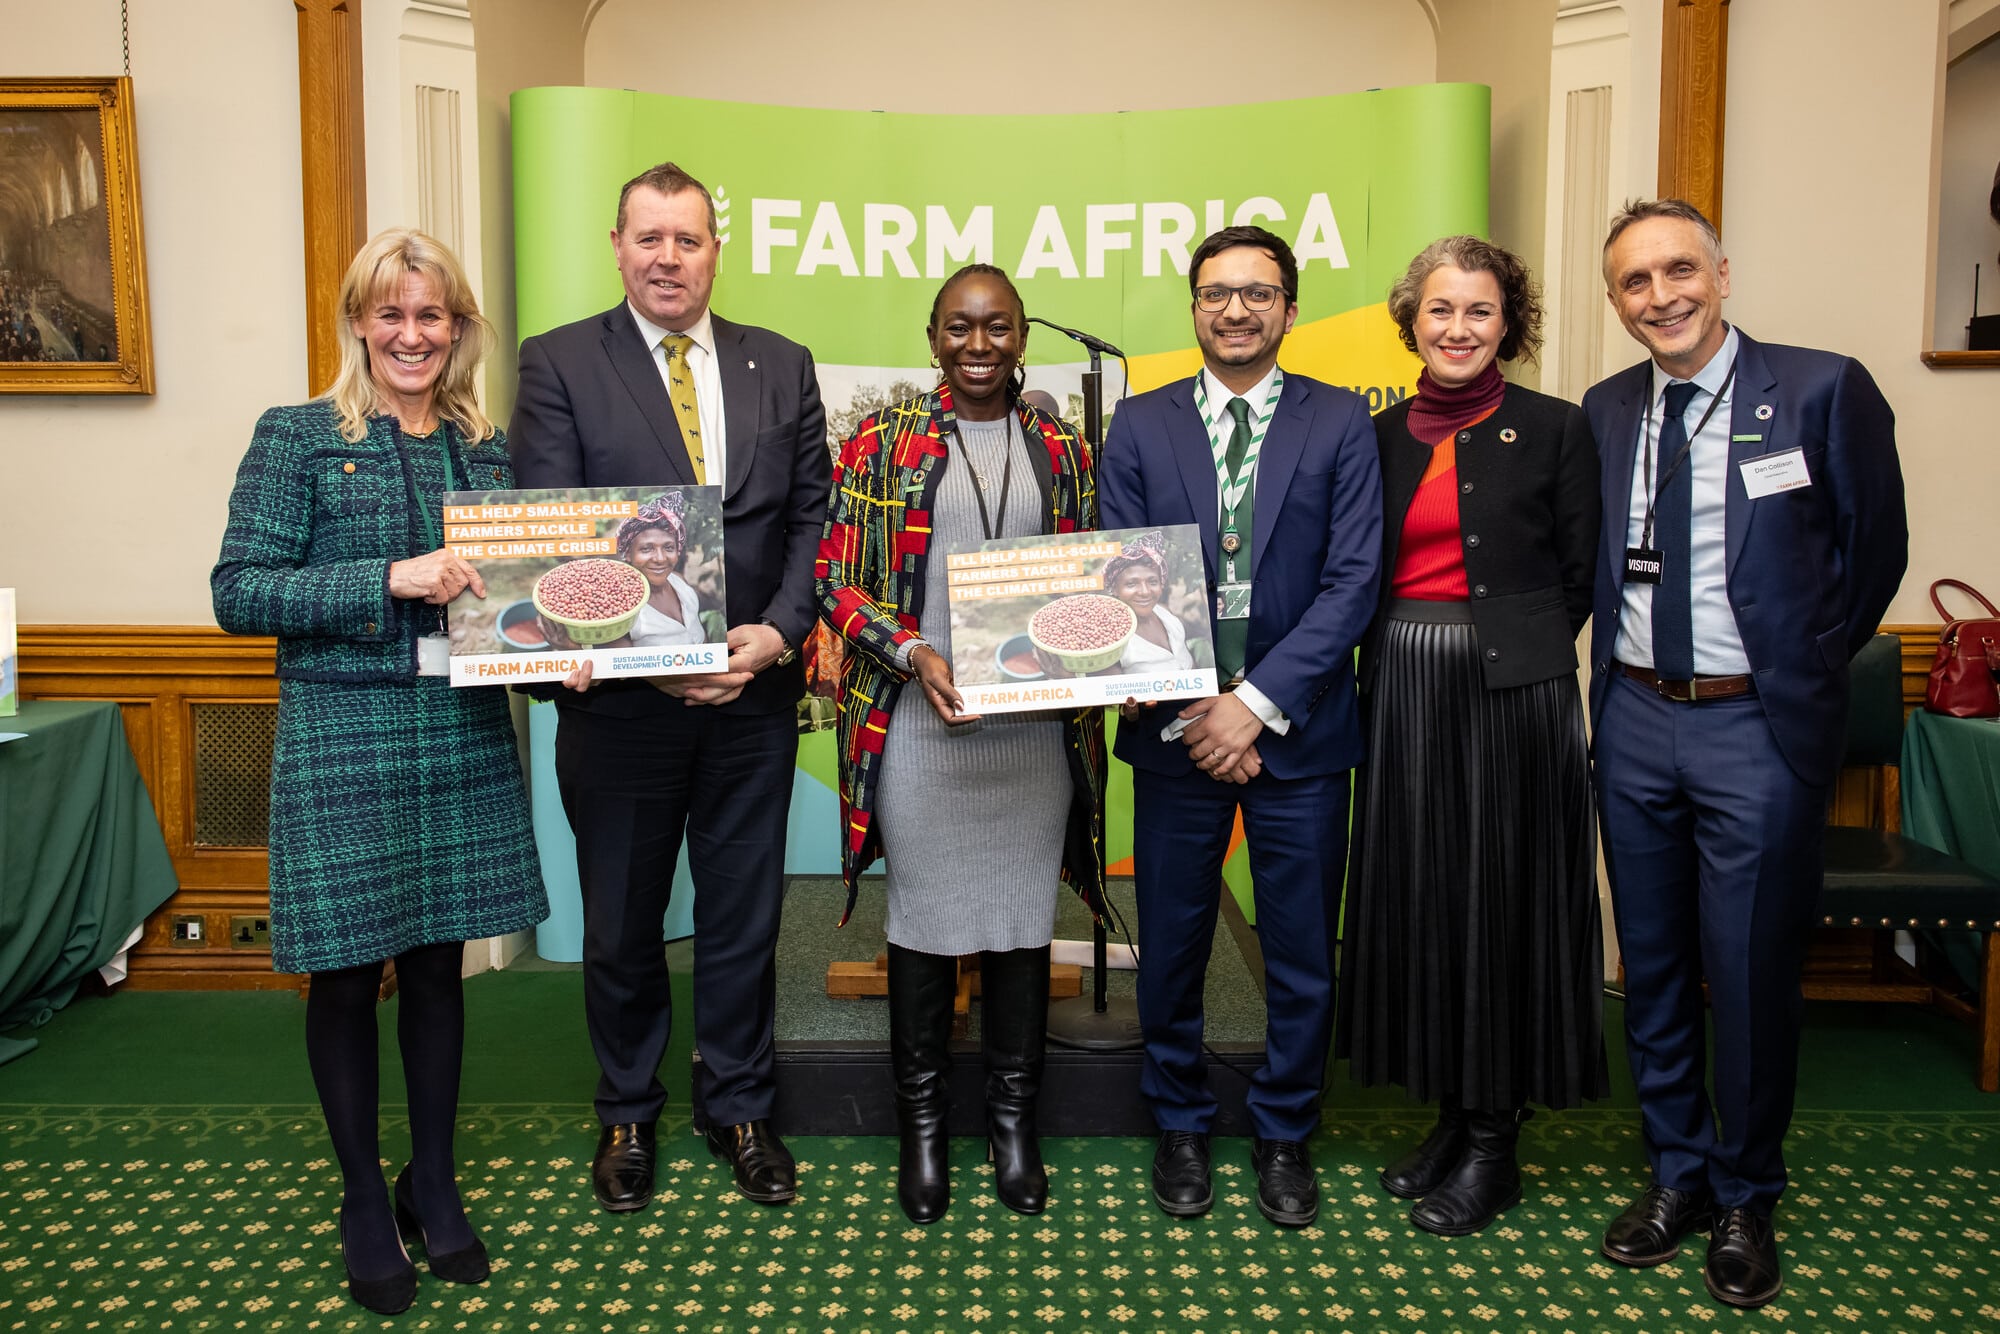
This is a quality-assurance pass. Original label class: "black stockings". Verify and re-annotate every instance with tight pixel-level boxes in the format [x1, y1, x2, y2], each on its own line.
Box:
[306, 940, 473, 1276]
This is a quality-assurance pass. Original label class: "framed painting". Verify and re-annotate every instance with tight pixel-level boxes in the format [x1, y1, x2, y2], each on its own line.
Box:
[0, 77, 153, 394]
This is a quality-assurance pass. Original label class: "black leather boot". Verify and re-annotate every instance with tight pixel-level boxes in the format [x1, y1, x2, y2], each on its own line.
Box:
[888, 944, 958, 1224]
[1408, 1106, 1525, 1236]
[980, 946, 1050, 1215]
[1379, 1099, 1467, 1199]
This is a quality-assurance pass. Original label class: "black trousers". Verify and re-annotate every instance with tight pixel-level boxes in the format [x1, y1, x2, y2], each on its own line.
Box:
[554, 699, 797, 1127]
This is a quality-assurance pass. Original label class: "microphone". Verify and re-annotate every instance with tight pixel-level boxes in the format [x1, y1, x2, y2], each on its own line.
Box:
[1028, 316, 1125, 360]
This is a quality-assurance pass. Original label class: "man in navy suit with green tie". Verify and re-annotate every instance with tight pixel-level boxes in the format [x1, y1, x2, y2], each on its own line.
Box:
[1098, 225, 1381, 1229]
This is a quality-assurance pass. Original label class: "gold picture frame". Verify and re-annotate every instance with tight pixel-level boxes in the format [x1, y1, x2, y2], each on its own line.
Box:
[0, 77, 154, 394]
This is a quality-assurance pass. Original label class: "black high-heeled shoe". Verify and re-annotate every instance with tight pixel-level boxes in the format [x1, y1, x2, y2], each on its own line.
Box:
[340, 1206, 418, 1315]
[393, 1165, 490, 1285]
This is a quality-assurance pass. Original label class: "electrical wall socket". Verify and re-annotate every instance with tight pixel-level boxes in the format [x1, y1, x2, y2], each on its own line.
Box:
[228, 915, 271, 950]
[169, 914, 205, 949]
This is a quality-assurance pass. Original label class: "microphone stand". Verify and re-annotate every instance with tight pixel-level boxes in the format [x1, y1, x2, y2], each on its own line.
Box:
[1032, 317, 1143, 1052]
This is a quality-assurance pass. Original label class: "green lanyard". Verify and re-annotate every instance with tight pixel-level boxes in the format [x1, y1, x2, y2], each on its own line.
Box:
[1193, 370, 1282, 581]
[412, 421, 454, 552]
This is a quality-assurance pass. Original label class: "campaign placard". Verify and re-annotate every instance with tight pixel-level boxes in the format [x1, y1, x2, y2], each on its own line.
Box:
[442, 486, 728, 686]
[943, 526, 1217, 715]
[0, 587, 17, 717]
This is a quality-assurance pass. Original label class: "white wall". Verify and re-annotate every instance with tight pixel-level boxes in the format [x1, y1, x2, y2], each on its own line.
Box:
[0, 0, 306, 626]
[582, 0, 1439, 111]
[1724, 0, 1998, 622]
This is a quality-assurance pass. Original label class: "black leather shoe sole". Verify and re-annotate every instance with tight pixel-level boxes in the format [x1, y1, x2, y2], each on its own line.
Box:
[1602, 1237, 1679, 1267]
[592, 1181, 653, 1213]
[1255, 1193, 1318, 1228]
[1409, 1185, 1519, 1237]
[1705, 1266, 1783, 1309]
[1378, 1170, 1427, 1202]
[1152, 1180, 1213, 1217]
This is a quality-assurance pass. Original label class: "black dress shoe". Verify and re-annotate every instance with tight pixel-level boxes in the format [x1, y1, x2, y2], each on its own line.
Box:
[591, 1122, 657, 1213]
[1705, 1207, 1783, 1309]
[1379, 1101, 1467, 1200]
[393, 1164, 490, 1284]
[340, 1208, 417, 1315]
[1151, 1131, 1212, 1217]
[1251, 1136, 1318, 1227]
[1601, 1183, 1713, 1267]
[705, 1119, 797, 1204]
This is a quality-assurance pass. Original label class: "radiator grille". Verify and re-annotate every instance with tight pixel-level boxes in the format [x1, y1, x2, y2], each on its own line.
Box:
[191, 703, 275, 847]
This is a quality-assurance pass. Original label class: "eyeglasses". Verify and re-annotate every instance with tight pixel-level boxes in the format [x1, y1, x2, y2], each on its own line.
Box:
[1194, 283, 1287, 313]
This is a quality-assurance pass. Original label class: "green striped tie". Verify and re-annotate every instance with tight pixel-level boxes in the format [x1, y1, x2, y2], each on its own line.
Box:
[1215, 397, 1253, 680]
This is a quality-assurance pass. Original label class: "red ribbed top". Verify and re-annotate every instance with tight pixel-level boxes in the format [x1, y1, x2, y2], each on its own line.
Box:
[1390, 365, 1505, 600]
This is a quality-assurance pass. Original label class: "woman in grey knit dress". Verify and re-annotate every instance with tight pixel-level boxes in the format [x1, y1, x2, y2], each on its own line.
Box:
[817, 265, 1106, 1224]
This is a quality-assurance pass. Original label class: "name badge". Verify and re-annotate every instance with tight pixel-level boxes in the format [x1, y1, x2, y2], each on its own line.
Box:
[1624, 546, 1664, 585]
[1739, 447, 1812, 499]
[1215, 581, 1252, 621]
[417, 632, 452, 677]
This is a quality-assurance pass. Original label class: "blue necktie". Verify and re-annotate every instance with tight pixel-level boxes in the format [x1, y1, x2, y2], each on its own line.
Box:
[1651, 380, 1702, 679]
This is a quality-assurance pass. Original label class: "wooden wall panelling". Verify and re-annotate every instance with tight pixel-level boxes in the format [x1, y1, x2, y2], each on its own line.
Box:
[295, 0, 368, 396]
[16, 625, 294, 991]
[1657, 0, 1730, 226]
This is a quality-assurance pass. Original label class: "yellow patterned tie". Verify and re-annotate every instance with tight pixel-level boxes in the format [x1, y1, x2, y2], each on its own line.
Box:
[659, 332, 706, 484]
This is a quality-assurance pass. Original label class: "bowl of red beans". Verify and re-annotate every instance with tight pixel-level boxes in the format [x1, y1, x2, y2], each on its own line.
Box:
[531, 558, 650, 644]
[1027, 592, 1136, 674]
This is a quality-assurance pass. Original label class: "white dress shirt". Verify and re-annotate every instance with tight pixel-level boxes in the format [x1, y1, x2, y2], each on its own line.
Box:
[1197, 364, 1289, 734]
[1613, 325, 1751, 675]
[628, 302, 727, 486]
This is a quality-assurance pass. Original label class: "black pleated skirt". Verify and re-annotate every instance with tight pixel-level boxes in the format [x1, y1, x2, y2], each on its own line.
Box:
[1335, 601, 1608, 1111]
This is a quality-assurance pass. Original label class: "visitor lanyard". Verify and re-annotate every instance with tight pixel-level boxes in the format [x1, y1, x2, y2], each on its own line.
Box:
[1195, 371, 1281, 584]
[1195, 371, 1281, 517]
[950, 417, 1015, 543]
[412, 422, 456, 552]
[1638, 362, 1734, 550]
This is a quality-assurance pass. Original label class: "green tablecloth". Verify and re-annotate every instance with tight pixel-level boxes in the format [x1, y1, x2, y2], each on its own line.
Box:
[0, 700, 179, 1062]
[1902, 711, 2000, 878]
[1900, 709, 2000, 991]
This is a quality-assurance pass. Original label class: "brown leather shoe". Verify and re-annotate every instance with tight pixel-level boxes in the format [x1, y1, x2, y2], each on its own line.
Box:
[1705, 1207, 1783, 1309]
[1602, 1183, 1713, 1266]
[590, 1122, 656, 1213]
[705, 1119, 797, 1205]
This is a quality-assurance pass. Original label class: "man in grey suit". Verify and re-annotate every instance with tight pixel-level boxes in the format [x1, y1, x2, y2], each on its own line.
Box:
[510, 161, 828, 1211]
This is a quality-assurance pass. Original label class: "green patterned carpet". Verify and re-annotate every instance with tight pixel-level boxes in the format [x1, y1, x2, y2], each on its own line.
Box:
[3, 972, 1998, 1333]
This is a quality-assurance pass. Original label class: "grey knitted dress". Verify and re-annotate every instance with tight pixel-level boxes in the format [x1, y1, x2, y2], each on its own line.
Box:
[875, 413, 1073, 955]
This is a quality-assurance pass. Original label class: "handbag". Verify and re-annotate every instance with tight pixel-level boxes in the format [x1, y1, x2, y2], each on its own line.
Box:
[1924, 579, 2000, 718]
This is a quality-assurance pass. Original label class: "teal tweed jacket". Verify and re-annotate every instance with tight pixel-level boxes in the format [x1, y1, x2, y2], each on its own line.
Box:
[814, 385, 1107, 925]
[212, 400, 513, 681]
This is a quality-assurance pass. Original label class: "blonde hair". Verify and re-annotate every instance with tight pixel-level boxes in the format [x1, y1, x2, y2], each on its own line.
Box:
[327, 228, 496, 443]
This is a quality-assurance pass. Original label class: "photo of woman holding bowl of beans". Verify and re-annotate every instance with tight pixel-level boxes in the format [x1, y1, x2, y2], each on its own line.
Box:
[615, 491, 725, 648]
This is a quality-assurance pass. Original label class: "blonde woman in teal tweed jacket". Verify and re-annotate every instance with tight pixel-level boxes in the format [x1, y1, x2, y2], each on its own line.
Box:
[211, 230, 544, 1316]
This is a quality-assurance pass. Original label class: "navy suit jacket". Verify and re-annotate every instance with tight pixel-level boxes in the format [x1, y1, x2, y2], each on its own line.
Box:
[1098, 371, 1382, 781]
[1583, 330, 1907, 786]
[510, 303, 829, 717]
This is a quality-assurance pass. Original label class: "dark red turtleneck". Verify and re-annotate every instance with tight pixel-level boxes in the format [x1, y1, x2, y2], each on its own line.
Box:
[1390, 363, 1507, 600]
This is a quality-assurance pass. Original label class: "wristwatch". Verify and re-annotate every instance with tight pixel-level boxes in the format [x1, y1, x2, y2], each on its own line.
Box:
[761, 618, 798, 666]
